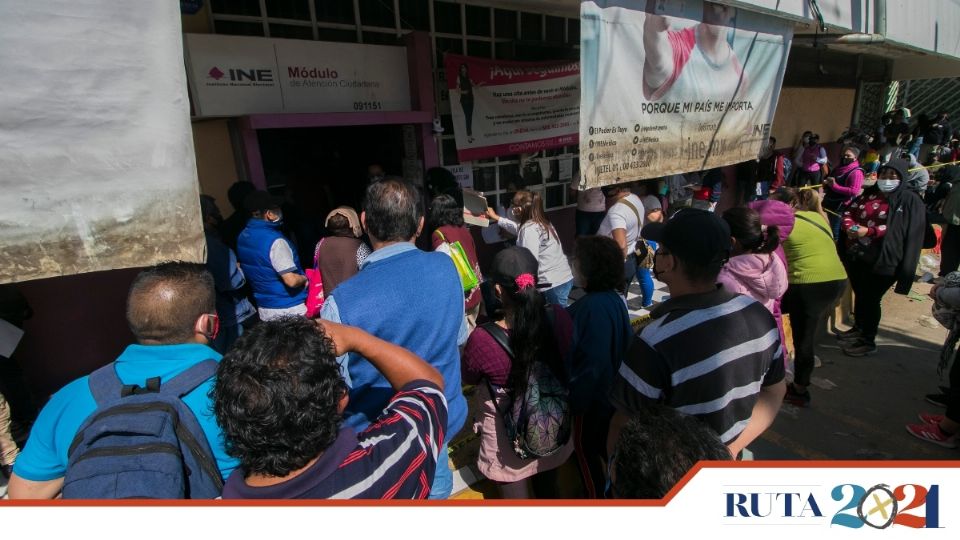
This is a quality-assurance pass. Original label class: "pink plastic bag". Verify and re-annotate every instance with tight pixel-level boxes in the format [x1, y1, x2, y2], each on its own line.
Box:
[304, 238, 325, 318]
[305, 268, 325, 318]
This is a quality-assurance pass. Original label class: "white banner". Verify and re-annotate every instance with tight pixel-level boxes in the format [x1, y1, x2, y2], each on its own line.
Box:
[580, 0, 793, 187]
[184, 34, 411, 117]
[0, 1, 204, 283]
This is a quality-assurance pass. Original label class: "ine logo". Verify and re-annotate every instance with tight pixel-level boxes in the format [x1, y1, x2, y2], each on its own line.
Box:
[206, 66, 275, 84]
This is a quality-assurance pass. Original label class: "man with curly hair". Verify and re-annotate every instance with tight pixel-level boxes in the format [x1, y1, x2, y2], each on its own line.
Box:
[216, 317, 447, 499]
[609, 404, 730, 499]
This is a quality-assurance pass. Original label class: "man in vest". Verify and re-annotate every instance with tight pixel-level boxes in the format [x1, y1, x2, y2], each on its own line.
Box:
[236, 191, 308, 321]
[320, 178, 468, 499]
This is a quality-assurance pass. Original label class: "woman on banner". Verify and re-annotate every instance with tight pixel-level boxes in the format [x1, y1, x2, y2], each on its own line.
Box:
[457, 63, 479, 143]
[642, 1, 747, 104]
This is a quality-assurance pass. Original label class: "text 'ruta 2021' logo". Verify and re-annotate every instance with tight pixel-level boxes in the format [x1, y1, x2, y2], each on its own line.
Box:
[726, 483, 941, 529]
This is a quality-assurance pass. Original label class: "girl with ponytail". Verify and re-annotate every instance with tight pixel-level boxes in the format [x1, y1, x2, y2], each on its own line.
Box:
[717, 207, 788, 316]
[460, 247, 574, 498]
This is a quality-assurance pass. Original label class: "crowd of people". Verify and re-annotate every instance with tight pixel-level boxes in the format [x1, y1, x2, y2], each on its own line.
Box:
[3, 110, 960, 500]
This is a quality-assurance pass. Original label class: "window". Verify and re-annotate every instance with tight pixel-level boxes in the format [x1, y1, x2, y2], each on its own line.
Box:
[358, 0, 396, 29]
[520, 12, 542, 40]
[399, 0, 430, 31]
[494, 9, 517, 39]
[315, 0, 355, 24]
[545, 16, 565, 43]
[465, 5, 491, 37]
[214, 20, 265, 37]
[265, 0, 311, 20]
[466, 40, 491, 58]
[270, 24, 314, 40]
[212, 0, 261, 16]
[316, 27, 359, 43]
[433, 1, 462, 34]
[363, 31, 402, 46]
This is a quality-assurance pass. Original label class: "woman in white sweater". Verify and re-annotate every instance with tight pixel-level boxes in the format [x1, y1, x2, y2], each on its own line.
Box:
[487, 190, 574, 306]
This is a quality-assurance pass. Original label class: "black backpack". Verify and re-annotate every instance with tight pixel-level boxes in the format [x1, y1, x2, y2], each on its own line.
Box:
[62, 360, 224, 499]
[480, 314, 571, 460]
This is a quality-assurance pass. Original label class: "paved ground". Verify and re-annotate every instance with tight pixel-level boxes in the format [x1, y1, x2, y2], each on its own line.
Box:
[755, 279, 957, 461]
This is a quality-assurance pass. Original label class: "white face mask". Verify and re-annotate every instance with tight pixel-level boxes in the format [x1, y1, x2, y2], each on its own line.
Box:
[877, 179, 900, 193]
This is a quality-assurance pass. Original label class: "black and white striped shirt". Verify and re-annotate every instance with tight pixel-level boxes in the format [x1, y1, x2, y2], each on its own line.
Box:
[611, 287, 784, 444]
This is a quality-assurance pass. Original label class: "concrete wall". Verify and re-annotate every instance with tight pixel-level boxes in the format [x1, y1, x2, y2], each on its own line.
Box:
[719, 0, 871, 31]
[771, 87, 856, 146]
[193, 119, 242, 211]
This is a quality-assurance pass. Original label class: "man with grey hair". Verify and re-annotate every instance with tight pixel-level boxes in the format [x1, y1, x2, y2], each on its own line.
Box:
[320, 178, 468, 499]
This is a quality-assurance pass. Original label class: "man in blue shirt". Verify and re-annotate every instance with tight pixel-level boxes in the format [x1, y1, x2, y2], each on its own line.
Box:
[8, 262, 238, 498]
[321, 178, 467, 499]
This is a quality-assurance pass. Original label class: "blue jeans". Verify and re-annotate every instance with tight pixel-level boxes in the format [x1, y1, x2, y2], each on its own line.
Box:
[543, 279, 574, 307]
[428, 444, 452, 499]
[635, 240, 657, 306]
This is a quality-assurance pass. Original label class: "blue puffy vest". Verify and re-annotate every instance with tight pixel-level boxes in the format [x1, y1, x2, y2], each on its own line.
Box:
[236, 219, 307, 309]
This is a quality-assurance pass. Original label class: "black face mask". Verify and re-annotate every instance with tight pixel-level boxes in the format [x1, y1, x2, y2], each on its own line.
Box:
[841, 157, 854, 165]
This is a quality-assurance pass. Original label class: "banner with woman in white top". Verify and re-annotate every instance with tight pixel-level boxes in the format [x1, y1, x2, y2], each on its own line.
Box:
[579, 0, 793, 188]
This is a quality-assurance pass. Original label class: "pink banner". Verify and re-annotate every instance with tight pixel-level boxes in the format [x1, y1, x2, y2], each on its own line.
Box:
[444, 54, 580, 161]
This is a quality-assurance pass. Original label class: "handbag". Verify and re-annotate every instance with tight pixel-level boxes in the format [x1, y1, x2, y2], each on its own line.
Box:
[434, 229, 480, 293]
[304, 239, 326, 318]
[618, 198, 655, 269]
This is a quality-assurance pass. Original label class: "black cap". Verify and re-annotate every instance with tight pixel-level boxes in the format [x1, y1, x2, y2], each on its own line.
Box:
[243, 190, 283, 214]
[641, 209, 732, 267]
[489, 246, 545, 289]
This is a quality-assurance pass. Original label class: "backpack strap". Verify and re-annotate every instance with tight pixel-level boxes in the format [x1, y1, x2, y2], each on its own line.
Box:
[434, 229, 448, 244]
[479, 322, 512, 358]
[87, 363, 126, 406]
[618, 198, 643, 226]
[157, 360, 219, 398]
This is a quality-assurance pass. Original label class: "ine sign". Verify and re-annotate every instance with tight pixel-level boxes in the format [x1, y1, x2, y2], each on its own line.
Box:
[184, 34, 412, 117]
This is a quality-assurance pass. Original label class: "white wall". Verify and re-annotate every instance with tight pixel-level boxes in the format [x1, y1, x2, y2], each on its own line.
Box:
[713, 0, 872, 31]
[885, 0, 960, 59]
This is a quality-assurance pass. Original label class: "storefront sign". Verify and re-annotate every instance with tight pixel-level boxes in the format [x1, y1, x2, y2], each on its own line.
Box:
[184, 34, 411, 117]
[579, 0, 793, 187]
[443, 54, 580, 161]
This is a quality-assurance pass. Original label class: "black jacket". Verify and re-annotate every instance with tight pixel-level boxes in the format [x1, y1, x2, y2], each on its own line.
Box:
[867, 161, 926, 294]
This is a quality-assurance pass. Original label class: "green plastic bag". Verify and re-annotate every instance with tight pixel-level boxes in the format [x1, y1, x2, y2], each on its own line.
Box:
[435, 230, 480, 293]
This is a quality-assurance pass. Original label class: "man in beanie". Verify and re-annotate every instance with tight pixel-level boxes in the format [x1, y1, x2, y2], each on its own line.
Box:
[608, 209, 785, 457]
[236, 190, 308, 321]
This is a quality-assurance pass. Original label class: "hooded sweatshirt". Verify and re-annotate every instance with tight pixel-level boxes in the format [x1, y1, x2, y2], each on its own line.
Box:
[840, 159, 926, 294]
[717, 253, 788, 316]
